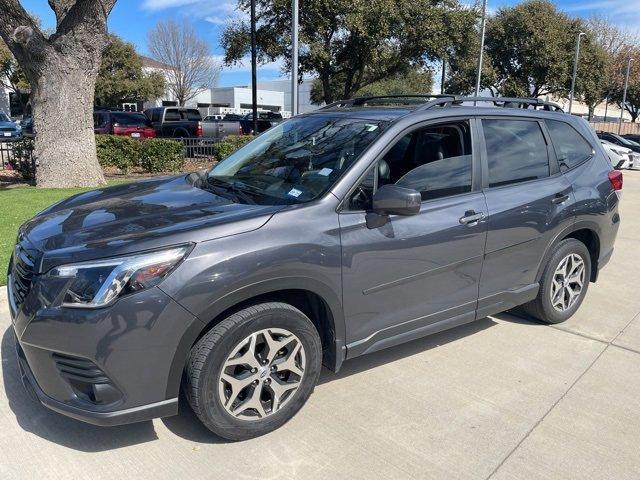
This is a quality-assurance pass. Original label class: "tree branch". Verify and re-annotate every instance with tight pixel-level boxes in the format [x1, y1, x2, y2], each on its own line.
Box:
[0, 0, 48, 72]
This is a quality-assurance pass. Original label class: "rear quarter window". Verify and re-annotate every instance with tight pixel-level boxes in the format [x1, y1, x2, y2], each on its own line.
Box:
[546, 120, 594, 170]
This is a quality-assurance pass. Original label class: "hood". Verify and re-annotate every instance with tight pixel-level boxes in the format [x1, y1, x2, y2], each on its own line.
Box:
[0, 121, 18, 129]
[21, 174, 284, 272]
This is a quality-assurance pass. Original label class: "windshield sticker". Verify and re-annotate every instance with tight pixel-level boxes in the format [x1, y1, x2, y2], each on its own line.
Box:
[287, 188, 303, 198]
[318, 168, 333, 176]
[365, 124, 379, 132]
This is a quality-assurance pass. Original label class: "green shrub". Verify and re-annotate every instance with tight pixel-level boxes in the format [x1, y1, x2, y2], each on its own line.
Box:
[140, 139, 185, 173]
[11, 137, 36, 181]
[95, 135, 141, 173]
[213, 135, 254, 161]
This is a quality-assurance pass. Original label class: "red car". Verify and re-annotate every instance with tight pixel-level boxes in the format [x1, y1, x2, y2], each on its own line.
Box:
[94, 110, 156, 139]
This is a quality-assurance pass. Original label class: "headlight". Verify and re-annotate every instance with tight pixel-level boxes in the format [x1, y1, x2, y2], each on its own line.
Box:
[49, 245, 191, 308]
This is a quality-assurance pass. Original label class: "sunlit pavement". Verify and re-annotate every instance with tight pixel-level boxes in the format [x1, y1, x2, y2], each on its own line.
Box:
[2, 173, 639, 480]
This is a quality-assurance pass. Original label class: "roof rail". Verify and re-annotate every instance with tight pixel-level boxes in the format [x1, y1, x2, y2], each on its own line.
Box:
[319, 94, 456, 110]
[320, 94, 564, 113]
[416, 96, 564, 112]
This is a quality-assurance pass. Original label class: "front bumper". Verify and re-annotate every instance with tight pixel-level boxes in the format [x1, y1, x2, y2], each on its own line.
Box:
[8, 277, 201, 426]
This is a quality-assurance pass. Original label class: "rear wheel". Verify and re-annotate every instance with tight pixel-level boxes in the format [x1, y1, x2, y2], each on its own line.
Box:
[185, 302, 322, 441]
[523, 239, 591, 324]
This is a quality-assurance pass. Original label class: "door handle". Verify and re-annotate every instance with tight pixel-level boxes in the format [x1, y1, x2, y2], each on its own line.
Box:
[552, 193, 570, 205]
[459, 211, 486, 225]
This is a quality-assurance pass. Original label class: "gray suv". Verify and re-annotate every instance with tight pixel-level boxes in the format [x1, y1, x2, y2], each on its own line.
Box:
[8, 96, 621, 440]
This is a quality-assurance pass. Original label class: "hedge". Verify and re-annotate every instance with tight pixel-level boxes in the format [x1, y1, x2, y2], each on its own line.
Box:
[213, 135, 254, 161]
[95, 135, 184, 173]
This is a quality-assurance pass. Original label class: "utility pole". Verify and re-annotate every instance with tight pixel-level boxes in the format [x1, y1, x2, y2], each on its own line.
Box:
[250, 0, 258, 135]
[291, 0, 299, 116]
[474, 0, 488, 98]
[619, 57, 633, 134]
[568, 32, 585, 114]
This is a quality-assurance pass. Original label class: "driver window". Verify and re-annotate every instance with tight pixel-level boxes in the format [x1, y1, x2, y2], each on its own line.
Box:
[347, 121, 473, 210]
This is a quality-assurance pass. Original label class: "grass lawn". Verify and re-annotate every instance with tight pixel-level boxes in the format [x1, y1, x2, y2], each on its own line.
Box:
[0, 182, 126, 286]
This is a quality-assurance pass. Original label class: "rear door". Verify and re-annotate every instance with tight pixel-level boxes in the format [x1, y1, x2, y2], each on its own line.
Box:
[477, 117, 575, 317]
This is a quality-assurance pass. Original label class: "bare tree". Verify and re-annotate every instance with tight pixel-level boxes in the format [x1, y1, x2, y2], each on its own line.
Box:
[148, 20, 220, 106]
[0, 0, 117, 188]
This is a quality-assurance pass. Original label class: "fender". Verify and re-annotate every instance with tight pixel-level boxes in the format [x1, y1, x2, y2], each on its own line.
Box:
[164, 276, 346, 398]
[534, 219, 601, 284]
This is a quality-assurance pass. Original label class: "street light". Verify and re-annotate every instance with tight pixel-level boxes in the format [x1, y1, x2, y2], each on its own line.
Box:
[474, 0, 488, 98]
[619, 57, 633, 134]
[291, 0, 299, 116]
[250, 0, 258, 135]
[568, 32, 585, 115]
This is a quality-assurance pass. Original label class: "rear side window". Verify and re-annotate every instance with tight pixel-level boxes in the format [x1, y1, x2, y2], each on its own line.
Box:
[184, 109, 202, 121]
[93, 113, 107, 128]
[482, 119, 549, 188]
[164, 109, 181, 121]
[151, 110, 160, 122]
[546, 120, 593, 169]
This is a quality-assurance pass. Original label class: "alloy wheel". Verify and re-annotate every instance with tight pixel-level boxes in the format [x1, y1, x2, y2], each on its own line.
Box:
[550, 253, 586, 312]
[218, 328, 306, 421]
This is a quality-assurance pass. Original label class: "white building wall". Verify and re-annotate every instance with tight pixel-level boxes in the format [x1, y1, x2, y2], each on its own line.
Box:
[258, 78, 319, 114]
[0, 84, 10, 116]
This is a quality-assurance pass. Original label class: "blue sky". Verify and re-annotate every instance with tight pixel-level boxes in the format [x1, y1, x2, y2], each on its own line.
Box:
[18, 0, 640, 87]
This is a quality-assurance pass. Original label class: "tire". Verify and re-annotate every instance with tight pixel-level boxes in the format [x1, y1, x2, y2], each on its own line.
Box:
[185, 302, 322, 441]
[523, 238, 592, 324]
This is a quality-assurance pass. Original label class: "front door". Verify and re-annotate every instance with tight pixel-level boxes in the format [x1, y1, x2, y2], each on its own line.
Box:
[339, 119, 488, 358]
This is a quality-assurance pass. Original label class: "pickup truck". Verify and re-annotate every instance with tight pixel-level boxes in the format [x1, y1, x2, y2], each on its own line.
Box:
[201, 112, 283, 140]
[144, 107, 203, 138]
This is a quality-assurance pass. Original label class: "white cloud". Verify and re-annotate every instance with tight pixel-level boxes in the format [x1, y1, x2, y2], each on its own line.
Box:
[141, 0, 201, 11]
[213, 55, 285, 74]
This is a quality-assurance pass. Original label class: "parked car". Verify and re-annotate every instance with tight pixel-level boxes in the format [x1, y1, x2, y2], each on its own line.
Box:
[19, 116, 34, 135]
[144, 107, 203, 138]
[597, 131, 640, 154]
[0, 111, 23, 142]
[201, 115, 243, 141]
[600, 140, 637, 169]
[9, 95, 621, 441]
[240, 111, 283, 135]
[622, 133, 640, 144]
[94, 110, 156, 139]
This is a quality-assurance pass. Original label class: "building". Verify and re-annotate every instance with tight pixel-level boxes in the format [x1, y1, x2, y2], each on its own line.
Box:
[0, 84, 9, 116]
[258, 78, 319, 114]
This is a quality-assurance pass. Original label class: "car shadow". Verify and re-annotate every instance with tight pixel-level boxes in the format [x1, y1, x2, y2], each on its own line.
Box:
[1, 327, 159, 452]
[3, 315, 510, 448]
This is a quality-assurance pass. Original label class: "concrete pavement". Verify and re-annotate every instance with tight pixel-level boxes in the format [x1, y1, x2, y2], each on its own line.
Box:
[1, 173, 640, 480]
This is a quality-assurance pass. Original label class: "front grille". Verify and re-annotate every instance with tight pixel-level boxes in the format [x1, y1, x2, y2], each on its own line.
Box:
[0, 127, 15, 132]
[10, 242, 36, 310]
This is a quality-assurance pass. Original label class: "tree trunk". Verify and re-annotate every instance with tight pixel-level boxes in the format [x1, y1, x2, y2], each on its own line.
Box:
[31, 53, 105, 188]
[588, 105, 594, 121]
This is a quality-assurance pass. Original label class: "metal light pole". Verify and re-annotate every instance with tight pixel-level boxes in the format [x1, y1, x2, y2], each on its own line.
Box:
[474, 0, 488, 98]
[619, 57, 633, 134]
[291, 0, 299, 116]
[250, 0, 258, 134]
[568, 32, 585, 114]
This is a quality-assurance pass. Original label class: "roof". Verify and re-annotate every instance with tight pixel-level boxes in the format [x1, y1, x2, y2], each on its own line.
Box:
[140, 55, 174, 70]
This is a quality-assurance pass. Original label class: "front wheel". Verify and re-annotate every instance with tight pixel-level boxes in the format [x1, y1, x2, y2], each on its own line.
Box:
[523, 239, 591, 324]
[185, 302, 322, 441]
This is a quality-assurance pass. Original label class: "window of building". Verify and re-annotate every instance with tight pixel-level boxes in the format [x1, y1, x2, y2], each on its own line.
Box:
[482, 119, 550, 188]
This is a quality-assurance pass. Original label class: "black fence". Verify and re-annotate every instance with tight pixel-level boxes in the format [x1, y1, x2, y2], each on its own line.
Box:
[0, 137, 36, 179]
[177, 137, 220, 161]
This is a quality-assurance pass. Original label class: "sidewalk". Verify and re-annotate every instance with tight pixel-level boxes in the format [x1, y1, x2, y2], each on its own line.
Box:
[1, 174, 639, 480]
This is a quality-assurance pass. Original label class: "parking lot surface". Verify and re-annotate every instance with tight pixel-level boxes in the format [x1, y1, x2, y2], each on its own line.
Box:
[1, 173, 639, 480]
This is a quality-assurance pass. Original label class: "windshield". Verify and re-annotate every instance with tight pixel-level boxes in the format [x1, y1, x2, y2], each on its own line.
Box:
[0, 113, 9, 122]
[207, 115, 387, 205]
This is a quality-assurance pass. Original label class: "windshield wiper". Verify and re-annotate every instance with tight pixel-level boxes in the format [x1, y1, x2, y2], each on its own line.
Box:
[206, 177, 257, 205]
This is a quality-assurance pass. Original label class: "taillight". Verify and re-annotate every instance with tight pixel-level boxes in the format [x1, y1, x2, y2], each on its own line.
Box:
[196, 121, 203, 137]
[113, 126, 125, 136]
[145, 128, 156, 138]
[608, 170, 623, 191]
[239, 124, 245, 135]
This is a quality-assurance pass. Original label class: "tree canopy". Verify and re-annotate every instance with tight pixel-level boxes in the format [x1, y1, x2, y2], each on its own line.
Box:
[95, 35, 165, 107]
[222, 0, 477, 104]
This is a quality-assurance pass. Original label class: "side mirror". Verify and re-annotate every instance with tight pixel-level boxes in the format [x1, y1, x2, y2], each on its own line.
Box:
[366, 184, 421, 229]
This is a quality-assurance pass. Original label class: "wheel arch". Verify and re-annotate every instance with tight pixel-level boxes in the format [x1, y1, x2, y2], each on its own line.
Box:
[165, 277, 346, 398]
[536, 221, 602, 284]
